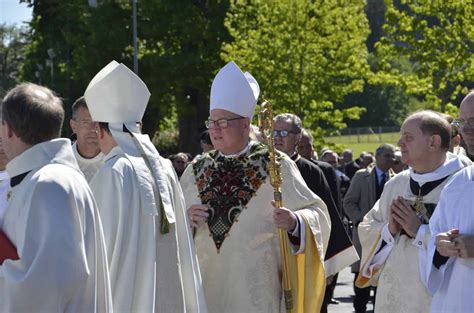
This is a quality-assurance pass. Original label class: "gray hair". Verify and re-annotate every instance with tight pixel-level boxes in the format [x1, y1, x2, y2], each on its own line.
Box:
[274, 113, 302, 133]
[301, 128, 313, 143]
[375, 143, 396, 156]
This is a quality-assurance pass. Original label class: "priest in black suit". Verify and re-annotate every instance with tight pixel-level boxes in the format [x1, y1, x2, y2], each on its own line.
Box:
[274, 113, 358, 313]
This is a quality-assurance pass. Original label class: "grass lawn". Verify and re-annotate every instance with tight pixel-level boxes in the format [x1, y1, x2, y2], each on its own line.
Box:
[324, 132, 400, 156]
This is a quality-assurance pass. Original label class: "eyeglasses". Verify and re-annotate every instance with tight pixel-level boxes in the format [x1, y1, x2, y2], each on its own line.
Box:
[452, 118, 474, 130]
[74, 119, 97, 129]
[273, 129, 296, 138]
[205, 117, 246, 129]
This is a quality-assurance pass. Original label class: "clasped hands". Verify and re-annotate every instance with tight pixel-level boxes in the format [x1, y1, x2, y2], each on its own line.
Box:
[388, 196, 422, 238]
[435, 229, 474, 259]
[187, 201, 297, 232]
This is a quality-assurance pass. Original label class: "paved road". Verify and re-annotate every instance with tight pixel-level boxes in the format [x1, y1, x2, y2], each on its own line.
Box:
[328, 267, 375, 313]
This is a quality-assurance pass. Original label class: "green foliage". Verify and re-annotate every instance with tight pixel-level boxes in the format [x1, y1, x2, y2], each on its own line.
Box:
[0, 24, 29, 95]
[18, 0, 229, 147]
[344, 53, 422, 127]
[222, 0, 370, 142]
[372, 0, 474, 111]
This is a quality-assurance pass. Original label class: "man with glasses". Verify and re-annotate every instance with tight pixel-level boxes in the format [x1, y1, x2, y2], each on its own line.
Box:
[180, 61, 332, 312]
[425, 91, 474, 312]
[356, 110, 466, 313]
[274, 113, 357, 313]
[70, 96, 104, 182]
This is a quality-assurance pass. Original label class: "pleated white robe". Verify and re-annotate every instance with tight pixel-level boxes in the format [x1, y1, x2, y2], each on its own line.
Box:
[90, 145, 206, 313]
[0, 139, 112, 313]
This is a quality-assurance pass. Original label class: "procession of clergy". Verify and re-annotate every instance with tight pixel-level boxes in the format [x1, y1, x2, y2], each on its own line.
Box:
[0, 59, 472, 313]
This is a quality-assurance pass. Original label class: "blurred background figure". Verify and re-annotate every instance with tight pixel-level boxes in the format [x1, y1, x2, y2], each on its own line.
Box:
[297, 129, 318, 161]
[170, 152, 190, 178]
[321, 150, 351, 198]
[359, 152, 375, 169]
[339, 149, 360, 179]
[391, 149, 406, 173]
[442, 113, 468, 156]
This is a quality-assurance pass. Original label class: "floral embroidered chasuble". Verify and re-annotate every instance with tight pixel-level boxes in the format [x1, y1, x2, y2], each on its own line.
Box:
[192, 144, 268, 251]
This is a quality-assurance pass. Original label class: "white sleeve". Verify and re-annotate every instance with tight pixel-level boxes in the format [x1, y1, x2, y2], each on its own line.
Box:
[362, 223, 396, 277]
[413, 224, 430, 285]
[289, 212, 306, 254]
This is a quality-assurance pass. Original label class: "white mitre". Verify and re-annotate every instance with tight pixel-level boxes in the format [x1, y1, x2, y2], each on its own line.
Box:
[84, 60, 150, 123]
[210, 61, 260, 119]
[84, 61, 175, 223]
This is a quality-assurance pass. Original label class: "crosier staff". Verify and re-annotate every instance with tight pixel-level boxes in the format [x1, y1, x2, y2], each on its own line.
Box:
[258, 100, 293, 312]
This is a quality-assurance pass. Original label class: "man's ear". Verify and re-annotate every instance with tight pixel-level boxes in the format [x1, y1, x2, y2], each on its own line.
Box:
[3, 121, 14, 139]
[98, 127, 105, 140]
[294, 132, 302, 147]
[430, 134, 442, 150]
[452, 134, 461, 147]
[70, 119, 77, 134]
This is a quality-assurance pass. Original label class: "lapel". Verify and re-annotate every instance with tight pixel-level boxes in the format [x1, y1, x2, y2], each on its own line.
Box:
[366, 166, 377, 205]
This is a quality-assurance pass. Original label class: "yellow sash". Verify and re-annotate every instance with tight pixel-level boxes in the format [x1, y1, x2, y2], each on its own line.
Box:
[286, 214, 326, 312]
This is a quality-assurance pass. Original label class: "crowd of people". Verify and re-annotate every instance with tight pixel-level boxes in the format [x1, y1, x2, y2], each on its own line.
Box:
[0, 60, 473, 313]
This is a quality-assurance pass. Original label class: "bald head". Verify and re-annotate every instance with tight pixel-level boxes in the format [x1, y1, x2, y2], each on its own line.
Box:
[460, 91, 474, 110]
[404, 110, 451, 151]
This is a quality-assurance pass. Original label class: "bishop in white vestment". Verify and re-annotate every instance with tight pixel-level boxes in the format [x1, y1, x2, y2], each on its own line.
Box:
[86, 61, 207, 313]
[182, 61, 331, 313]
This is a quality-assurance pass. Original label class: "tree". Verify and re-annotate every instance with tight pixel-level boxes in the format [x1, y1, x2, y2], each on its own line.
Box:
[372, 1, 474, 112]
[20, 0, 230, 154]
[19, 0, 133, 137]
[139, 0, 230, 154]
[0, 24, 29, 95]
[222, 0, 370, 145]
[343, 53, 422, 128]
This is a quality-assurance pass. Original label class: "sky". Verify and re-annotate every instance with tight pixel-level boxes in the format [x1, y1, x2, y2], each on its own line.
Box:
[0, 0, 32, 26]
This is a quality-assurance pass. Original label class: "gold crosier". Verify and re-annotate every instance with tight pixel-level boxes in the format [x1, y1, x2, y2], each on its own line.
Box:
[258, 100, 293, 312]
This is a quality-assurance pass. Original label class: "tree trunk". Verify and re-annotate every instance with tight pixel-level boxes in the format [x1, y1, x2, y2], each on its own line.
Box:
[177, 86, 209, 156]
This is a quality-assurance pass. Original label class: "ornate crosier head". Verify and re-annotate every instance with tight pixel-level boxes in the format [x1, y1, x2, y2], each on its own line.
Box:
[258, 100, 282, 200]
[258, 100, 273, 140]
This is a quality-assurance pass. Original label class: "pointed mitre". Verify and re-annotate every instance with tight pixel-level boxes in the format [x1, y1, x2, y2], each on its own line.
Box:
[210, 61, 260, 119]
[84, 60, 151, 123]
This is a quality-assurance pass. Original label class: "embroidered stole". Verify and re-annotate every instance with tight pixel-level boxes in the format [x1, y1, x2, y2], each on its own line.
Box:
[193, 144, 269, 252]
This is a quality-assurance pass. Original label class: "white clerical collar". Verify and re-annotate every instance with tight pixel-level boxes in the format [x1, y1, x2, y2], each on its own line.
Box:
[6, 139, 79, 179]
[73, 142, 104, 164]
[409, 152, 464, 185]
[218, 142, 252, 158]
